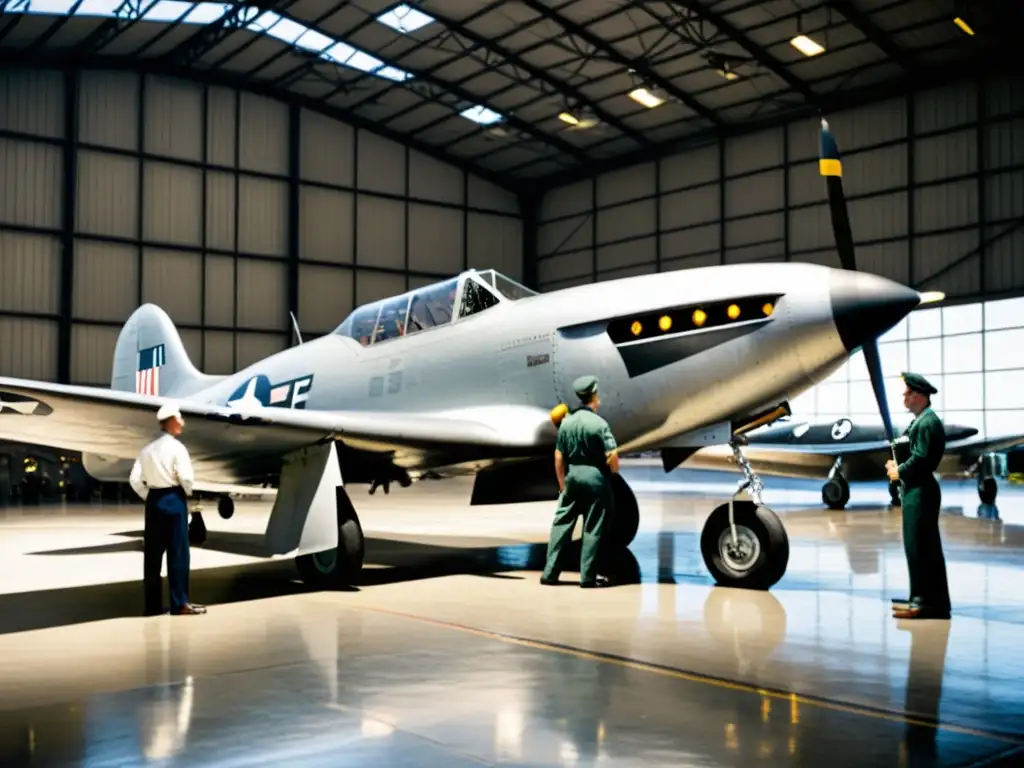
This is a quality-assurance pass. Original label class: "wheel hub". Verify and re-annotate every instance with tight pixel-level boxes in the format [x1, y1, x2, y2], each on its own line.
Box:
[718, 525, 760, 571]
[311, 548, 338, 573]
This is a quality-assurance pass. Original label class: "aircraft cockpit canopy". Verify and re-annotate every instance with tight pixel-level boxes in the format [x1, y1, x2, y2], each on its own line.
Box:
[334, 269, 536, 347]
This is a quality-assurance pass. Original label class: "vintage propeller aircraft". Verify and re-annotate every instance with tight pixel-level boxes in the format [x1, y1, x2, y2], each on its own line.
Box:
[0, 119, 923, 591]
[682, 417, 1022, 510]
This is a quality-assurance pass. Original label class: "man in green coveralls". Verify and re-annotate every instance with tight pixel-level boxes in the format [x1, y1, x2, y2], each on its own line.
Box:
[540, 375, 619, 589]
[886, 372, 951, 620]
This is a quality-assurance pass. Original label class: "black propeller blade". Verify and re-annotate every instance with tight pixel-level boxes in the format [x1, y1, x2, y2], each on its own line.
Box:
[819, 118, 896, 442]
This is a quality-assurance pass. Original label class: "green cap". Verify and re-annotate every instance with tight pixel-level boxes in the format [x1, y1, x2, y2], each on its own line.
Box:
[901, 372, 937, 395]
[572, 375, 598, 399]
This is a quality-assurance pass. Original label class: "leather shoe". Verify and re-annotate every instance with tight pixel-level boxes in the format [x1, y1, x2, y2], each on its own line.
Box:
[540, 575, 559, 586]
[580, 575, 612, 589]
[892, 605, 949, 620]
[172, 604, 207, 615]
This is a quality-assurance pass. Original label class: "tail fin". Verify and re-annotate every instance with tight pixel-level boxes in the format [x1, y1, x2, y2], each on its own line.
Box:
[111, 304, 225, 397]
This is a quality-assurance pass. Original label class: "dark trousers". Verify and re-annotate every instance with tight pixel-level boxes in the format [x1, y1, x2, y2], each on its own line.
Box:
[144, 486, 190, 614]
[901, 480, 951, 613]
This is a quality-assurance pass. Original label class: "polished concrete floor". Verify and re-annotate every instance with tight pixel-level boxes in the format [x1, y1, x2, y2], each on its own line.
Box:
[0, 464, 1021, 766]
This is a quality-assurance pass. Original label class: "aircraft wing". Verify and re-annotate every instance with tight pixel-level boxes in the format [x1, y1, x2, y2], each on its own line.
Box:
[0, 377, 555, 480]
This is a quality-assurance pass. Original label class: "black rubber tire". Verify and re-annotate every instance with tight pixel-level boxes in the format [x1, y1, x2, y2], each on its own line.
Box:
[295, 488, 365, 588]
[978, 477, 997, 505]
[700, 501, 789, 590]
[217, 495, 235, 520]
[821, 475, 850, 510]
[608, 473, 640, 549]
[889, 481, 902, 507]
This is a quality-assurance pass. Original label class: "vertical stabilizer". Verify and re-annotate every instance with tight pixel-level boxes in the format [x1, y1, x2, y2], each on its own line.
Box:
[111, 304, 225, 397]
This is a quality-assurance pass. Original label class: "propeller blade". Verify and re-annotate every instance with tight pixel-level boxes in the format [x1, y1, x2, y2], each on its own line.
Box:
[820, 117, 896, 442]
[819, 119, 857, 272]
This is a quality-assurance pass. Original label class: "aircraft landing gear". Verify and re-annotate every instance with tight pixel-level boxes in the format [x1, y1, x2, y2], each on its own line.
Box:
[295, 487, 365, 588]
[701, 441, 789, 591]
[821, 457, 850, 510]
[972, 452, 1000, 505]
[978, 477, 997, 505]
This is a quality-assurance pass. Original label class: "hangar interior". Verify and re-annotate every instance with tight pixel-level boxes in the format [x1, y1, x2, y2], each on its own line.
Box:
[1, 1, 1024, 766]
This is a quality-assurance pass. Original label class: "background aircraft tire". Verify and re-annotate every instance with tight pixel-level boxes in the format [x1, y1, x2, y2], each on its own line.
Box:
[295, 493, 365, 588]
[608, 473, 639, 549]
[701, 501, 789, 590]
[217, 495, 235, 520]
[978, 477, 997, 505]
[821, 475, 850, 510]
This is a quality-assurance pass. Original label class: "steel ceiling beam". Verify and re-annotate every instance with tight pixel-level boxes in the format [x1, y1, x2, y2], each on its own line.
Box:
[518, 0, 723, 127]
[824, 1, 914, 72]
[667, 1, 817, 104]
[424, 6, 650, 147]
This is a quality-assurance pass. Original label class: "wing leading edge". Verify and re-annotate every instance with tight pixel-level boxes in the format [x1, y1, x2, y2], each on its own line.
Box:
[0, 377, 556, 482]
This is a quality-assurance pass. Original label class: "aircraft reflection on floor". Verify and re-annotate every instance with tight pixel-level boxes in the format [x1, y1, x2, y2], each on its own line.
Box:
[0, 584, 1017, 767]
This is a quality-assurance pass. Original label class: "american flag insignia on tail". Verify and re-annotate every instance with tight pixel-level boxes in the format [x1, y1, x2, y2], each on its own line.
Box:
[136, 344, 166, 396]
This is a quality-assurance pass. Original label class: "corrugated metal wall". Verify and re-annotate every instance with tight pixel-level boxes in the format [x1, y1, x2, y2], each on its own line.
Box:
[534, 75, 1024, 438]
[0, 68, 522, 384]
[536, 76, 1024, 296]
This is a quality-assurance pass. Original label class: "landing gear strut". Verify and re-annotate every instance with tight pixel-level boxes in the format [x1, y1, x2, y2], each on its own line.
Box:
[701, 441, 789, 591]
[821, 457, 850, 510]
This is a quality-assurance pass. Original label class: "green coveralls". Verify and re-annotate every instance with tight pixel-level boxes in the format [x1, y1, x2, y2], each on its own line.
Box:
[541, 407, 617, 585]
[897, 407, 951, 615]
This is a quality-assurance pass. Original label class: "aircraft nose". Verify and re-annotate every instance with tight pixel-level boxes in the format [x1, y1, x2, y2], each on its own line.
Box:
[829, 270, 921, 353]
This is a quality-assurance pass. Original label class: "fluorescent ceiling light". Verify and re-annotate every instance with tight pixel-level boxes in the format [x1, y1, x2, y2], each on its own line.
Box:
[716, 69, 739, 81]
[628, 87, 664, 109]
[378, 3, 435, 34]
[790, 34, 825, 56]
[953, 16, 975, 35]
[558, 112, 579, 126]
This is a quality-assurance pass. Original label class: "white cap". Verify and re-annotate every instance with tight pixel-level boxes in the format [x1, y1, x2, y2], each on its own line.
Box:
[156, 403, 182, 423]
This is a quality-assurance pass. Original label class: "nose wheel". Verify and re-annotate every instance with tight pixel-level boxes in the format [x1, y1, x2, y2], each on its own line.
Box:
[700, 441, 789, 591]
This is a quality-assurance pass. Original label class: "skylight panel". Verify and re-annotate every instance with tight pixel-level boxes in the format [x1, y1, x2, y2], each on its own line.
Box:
[184, 3, 229, 24]
[324, 42, 358, 65]
[143, 1, 194, 23]
[294, 29, 333, 53]
[20, 0, 77, 13]
[377, 3, 435, 35]
[247, 10, 280, 33]
[264, 17, 308, 45]
[375, 66, 412, 82]
[6, 1, 416, 86]
[73, 0, 122, 15]
[346, 51, 387, 73]
[461, 105, 503, 125]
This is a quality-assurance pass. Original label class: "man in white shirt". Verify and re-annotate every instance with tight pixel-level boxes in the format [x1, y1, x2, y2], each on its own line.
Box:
[130, 404, 206, 616]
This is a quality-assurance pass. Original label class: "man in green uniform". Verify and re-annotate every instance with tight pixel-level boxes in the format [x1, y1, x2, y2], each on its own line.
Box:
[540, 375, 619, 589]
[886, 372, 951, 620]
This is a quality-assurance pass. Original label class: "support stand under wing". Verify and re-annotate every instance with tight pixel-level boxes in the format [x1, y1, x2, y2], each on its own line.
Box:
[264, 441, 342, 557]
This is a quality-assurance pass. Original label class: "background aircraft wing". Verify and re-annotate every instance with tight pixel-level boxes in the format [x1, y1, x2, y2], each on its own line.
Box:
[946, 433, 1024, 458]
[0, 378, 555, 477]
